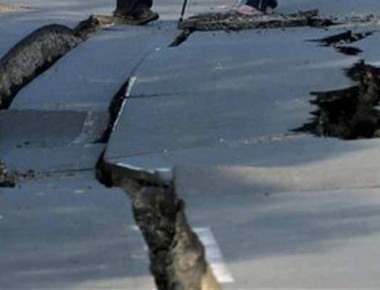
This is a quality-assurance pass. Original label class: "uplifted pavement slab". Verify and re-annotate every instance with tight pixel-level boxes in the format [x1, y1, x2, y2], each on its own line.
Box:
[0, 171, 154, 290]
[108, 136, 380, 193]
[102, 21, 380, 288]
[11, 24, 176, 111]
[176, 172, 380, 289]
[104, 27, 365, 174]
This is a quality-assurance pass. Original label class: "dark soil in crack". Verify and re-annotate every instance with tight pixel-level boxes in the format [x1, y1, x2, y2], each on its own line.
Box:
[126, 181, 218, 290]
[335, 46, 363, 56]
[99, 165, 221, 290]
[310, 30, 373, 56]
[169, 28, 195, 47]
[0, 160, 16, 187]
[295, 61, 380, 140]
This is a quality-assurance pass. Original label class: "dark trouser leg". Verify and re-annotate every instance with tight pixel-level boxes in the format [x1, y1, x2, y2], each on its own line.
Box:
[245, 0, 277, 11]
[115, 0, 153, 16]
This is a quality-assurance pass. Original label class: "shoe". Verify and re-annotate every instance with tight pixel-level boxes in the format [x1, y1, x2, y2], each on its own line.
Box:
[114, 8, 159, 25]
[235, 4, 262, 15]
[244, 0, 277, 12]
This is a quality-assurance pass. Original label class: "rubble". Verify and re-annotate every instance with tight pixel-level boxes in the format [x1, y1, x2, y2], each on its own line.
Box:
[178, 9, 336, 32]
[0, 160, 16, 187]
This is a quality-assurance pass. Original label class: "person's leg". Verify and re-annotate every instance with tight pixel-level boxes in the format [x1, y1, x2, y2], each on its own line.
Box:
[245, 0, 277, 11]
[114, 0, 158, 24]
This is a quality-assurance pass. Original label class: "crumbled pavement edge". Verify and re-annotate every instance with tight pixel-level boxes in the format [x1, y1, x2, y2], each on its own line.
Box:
[99, 162, 222, 290]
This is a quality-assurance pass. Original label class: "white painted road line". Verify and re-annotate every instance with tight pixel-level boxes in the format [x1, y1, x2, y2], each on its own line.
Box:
[113, 76, 137, 131]
[126, 76, 137, 97]
[194, 227, 235, 284]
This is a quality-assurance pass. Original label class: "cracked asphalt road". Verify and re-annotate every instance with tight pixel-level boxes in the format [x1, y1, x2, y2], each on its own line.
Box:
[3, 0, 380, 289]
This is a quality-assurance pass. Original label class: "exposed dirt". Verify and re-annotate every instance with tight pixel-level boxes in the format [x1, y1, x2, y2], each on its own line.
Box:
[178, 9, 336, 31]
[128, 181, 220, 290]
[311, 30, 373, 55]
[95, 162, 220, 290]
[296, 61, 380, 140]
[335, 46, 363, 56]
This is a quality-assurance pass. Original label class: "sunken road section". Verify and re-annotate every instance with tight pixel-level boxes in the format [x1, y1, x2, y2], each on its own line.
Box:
[296, 61, 380, 140]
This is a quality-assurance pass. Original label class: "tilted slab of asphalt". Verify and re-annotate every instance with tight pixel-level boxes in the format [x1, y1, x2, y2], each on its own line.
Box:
[103, 22, 380, 288]
[177, 173, 380, 289]
[104, 27, 360, 173]
[0, 172, 154, 290]
[3, 23, 175, 174]
[11, 24, 176, 111]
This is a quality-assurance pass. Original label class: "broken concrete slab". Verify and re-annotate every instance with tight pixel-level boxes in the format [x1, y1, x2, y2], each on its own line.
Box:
[11, 25, 176, 111]
[0, 171, 154, 290]
[104, 28, 359, 169]
[131, 28, 357, 98]
[106, 135, 380, 193]
[176, 171, 380, 289]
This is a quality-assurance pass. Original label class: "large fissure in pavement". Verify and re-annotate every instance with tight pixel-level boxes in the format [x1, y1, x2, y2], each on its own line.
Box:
[0, 16, 105, 109]
[296, 61, 380, 140]
[94, 73, 221, 289]
[109, 170, 222, 290]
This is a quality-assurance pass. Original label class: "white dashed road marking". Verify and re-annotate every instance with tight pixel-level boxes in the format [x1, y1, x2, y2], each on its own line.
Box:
[195, 227, 235, 284]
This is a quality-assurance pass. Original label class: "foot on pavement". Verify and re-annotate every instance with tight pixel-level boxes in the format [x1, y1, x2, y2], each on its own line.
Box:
[113, 8, 159, 25]
[234, 5, 263, 16]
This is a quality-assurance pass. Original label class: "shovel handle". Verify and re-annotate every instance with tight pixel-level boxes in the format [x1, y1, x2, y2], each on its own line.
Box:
[179, 0, 188, 21]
